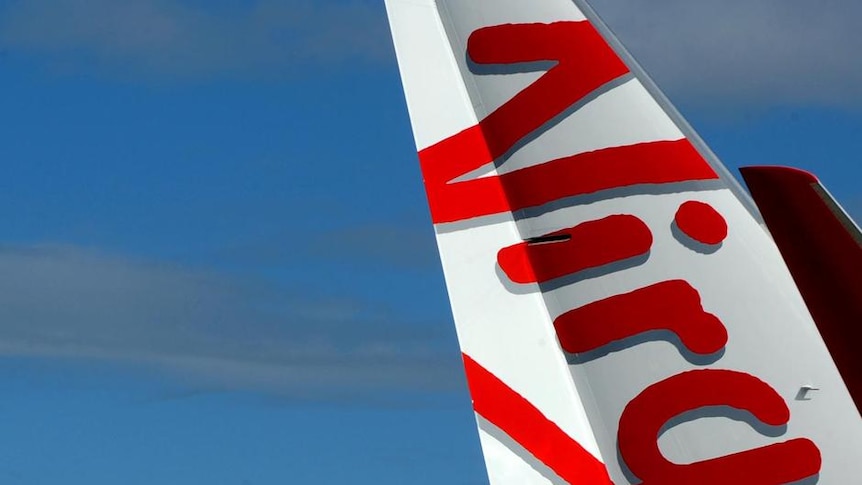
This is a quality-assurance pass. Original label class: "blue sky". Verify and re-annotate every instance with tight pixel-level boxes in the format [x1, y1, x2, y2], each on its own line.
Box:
[0, 0, 859, 483]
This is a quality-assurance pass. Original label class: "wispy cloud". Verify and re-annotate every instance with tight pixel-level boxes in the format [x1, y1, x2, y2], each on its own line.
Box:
[204, 222, 440, 272]
[589, 0, 862, 107]
[0, 0, 391, 81]
[308, 224, 439, 271]
[2, 0, 860, 107]
[0, 244, 460, 398]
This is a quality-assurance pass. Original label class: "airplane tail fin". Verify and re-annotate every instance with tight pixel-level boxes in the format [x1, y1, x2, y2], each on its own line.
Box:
[385, 1, 862, 483]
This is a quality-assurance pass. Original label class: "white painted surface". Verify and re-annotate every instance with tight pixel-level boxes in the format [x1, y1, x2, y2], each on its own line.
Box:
[384, 0, 476, 150]
[478, 427, 559, 484]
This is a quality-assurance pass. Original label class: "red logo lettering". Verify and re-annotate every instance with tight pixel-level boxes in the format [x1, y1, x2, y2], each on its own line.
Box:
[675, 201, 729, 246]
[618, 370, 822, 484]
[554, 280, 728, 358]
[497, 215, 652, 284]
[439, 20, 822, 483]
[418, 22, 718, 224]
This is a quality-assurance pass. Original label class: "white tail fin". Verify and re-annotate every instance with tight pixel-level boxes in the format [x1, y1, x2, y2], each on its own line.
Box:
[384, 1, 862, 483]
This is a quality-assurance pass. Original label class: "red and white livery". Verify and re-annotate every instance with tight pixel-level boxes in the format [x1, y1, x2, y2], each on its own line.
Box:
[384, 0, 862, 483]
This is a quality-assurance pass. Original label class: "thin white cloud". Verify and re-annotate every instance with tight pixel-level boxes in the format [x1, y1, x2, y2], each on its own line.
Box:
[213, 223, 440, 271]
[0, 244, 460, 397]
[309, 224, 439, 271]
[2, 0, 860, 108]
[0, 0, 391, 80]
[589, 0, 862, 107]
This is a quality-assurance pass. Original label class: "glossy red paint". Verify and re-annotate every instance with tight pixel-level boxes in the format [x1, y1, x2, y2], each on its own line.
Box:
[674, 201, 729, 246]
[554, 280, 728, 356]
[618, 370, 822, 484]
[497, 215, 652, 284]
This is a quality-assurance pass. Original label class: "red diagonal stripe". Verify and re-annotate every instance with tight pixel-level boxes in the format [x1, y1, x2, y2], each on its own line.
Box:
[421, 138, 718, 224]
[462, 354, 613, 484]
